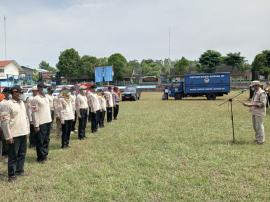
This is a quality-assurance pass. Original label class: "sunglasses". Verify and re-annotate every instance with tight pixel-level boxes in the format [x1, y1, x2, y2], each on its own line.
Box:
[12, 90, 23, 94]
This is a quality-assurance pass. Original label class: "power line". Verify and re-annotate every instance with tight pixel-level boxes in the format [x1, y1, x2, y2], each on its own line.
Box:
[4, 16, 7, 59]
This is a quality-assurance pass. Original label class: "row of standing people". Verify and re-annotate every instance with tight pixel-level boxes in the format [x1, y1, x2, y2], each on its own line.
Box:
[0, 84, 120, 182]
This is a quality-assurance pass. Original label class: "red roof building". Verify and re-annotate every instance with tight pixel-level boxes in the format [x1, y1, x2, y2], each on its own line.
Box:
[0, 60, 13, 68]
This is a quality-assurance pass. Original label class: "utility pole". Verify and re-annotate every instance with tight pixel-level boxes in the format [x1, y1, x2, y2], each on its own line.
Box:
[4, 16, 7, 59]
[168, 27, 171, 60]
[168, 27, 172, 80]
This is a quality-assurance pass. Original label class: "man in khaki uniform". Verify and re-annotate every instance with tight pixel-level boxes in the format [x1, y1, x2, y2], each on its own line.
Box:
[26, 86, 38, 148]
[53, 94, 61, 137]
[46, 87, 54, 128]
[32, 83, 52, 162]
[112, 87, 120, 120]
[98, 91, 106, 128]
[243, 80, 267, 144]
[75, 87, 88, 139]
[70, 88, 77, 133]
[86, 86, 101, 133]
[1, 87, 11, 159]
[1, 85, 29, 182]
[104, 87, 114, 123]
[0, 93, 6, 165]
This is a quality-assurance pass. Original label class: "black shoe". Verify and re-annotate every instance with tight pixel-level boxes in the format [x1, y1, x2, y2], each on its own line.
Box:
[16, 171, 25, 176]
[8, 176, 17, 182]
[37, 158, 45, 163]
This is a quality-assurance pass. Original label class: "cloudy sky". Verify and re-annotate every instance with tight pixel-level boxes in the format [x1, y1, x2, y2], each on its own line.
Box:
[0, 0, 269, 68]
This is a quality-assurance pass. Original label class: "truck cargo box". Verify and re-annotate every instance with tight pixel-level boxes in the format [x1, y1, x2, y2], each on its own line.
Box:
[184, 72, 230, 94]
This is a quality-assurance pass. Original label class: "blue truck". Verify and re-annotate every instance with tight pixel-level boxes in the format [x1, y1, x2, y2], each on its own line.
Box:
[166, 72, 230, 100]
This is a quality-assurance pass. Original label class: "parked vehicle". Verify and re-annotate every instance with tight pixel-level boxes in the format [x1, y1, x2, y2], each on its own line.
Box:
[22, 87, 33, 101]
[166, 72, 230, 100]
[53, 85, 74, 97]
[52, 88, 62, 97]
[122, 86, 141, 101]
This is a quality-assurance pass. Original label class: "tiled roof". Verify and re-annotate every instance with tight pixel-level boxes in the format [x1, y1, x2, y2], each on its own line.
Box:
[0, 60, 13, 68]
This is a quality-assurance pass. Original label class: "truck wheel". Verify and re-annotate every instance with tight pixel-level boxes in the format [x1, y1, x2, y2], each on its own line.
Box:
[207, 94, 216, 100]
[175, 93, 182, 100]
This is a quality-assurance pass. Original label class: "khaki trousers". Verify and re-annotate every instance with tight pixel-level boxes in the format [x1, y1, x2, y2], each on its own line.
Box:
[55, 117, 62, 137]
[252, 115, 265, 143]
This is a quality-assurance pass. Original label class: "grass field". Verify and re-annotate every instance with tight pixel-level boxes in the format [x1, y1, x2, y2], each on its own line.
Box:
[1, 91, 270, 201]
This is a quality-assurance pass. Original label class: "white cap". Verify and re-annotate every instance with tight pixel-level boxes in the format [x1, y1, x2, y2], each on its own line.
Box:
[250, 80, 261, 86]
[32, 86, 38, 91]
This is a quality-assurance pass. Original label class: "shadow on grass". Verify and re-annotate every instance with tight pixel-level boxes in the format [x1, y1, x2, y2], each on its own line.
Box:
[163, 98, 226, 101]
[207, 140, 252, 145]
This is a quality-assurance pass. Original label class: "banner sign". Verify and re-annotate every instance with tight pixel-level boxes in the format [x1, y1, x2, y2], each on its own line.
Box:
[95, 66, 113, 82]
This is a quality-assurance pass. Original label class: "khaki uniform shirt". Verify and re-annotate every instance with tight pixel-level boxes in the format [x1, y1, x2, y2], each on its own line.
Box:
[112, 92, 120, 106]
[75, 94, 88, 117]
[26, 96, 35, 123]
[87, 92, 101, 113]
[98, 96, 107, 112]
[53, 96, 61, 118]
[0, 99, 12, 140]
[46, 94, 54, 111]
[32, 94, 52, 127]
[250, 88, 267, 117]
[0, 99, 29, 140]
[104, 91, 113, 108]
[59, 97, 74, 123]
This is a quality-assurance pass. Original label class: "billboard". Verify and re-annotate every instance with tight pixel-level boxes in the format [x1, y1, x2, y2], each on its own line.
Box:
[95, 66, 113, 82]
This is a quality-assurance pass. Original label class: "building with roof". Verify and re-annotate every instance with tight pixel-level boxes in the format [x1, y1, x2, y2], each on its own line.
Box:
[0, 60, 23, 87]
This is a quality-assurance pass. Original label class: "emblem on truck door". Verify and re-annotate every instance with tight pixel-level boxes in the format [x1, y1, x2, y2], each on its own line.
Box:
[204, 77, 210, 83]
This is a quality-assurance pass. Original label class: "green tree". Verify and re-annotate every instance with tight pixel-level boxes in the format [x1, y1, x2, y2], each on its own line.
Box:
[56, 48, 81, 80]
[96, 57, 108, 67]
[199, 50, 222, 73]
[108, 53, 127, 81]
[223, 52, 245, 72]
[32, 69, 39, 82]
[128, 60, 141, 76]
[174, 57, 190, 75]
[163, 58, 174, 77]
[239, 63, 251, 72]
[141, 59, 161, 77]
[252, 50, 270, 78]
[39, 60, 57, 73]
[81, 55, 98, 80]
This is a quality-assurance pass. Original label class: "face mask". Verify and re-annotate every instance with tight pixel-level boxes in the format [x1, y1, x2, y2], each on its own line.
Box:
[83, 90, 87, 94]
[19, 94, 24, 100]
[251, 87, 255, 91]
[8, 94, 12, 99]
[62, 90, 69, 94]
[42, 89, 47, 94]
